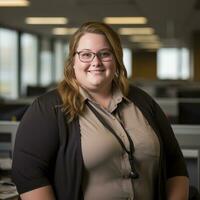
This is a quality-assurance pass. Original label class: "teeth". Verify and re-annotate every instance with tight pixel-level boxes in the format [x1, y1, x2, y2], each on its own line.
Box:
[89, 70, 104, 72]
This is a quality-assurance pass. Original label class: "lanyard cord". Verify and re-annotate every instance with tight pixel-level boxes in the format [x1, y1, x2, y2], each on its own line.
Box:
[86, 101, 139, 179]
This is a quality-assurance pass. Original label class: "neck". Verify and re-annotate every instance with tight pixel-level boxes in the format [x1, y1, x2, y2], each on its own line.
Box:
[87, 85, 113, 108]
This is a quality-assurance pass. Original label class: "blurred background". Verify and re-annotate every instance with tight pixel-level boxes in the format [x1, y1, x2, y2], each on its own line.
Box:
[1, 0, 200, 123]
[1, 0, 200, 195]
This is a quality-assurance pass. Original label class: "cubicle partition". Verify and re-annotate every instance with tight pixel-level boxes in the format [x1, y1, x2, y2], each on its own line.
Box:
[0, 121, 19, 200]
[156, 98, 200, 125]
[0, 121, 200, 191]
[0, 121, 19, 158]
[173, 125, 200, 191]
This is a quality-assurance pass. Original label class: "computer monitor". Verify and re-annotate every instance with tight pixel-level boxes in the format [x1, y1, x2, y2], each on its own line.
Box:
[172, 125, 200, 191]
[178, 101, 200, 124]
[177, 89, 200, 98]
[26, 85, 47, 97]
[0, 103, 29, 121]
[0, 121, 19, 158]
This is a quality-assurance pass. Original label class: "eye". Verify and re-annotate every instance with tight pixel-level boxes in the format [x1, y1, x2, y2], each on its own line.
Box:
[80, 52, 93, 59]
[100, 51, 112, 58]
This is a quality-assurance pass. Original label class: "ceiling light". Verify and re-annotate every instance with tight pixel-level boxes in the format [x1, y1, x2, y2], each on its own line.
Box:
[0, 0, 29, 7]
[25, 17, 68, 25]
[103, 17, 147, 24]
[118, 28, 154, 35]
[130, 35, 159, 42]
[140, 42, 162, 49]
[52, 28, 78, 35]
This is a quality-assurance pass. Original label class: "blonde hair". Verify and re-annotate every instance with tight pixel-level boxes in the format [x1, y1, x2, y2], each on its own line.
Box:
[58, 21, 129, 121]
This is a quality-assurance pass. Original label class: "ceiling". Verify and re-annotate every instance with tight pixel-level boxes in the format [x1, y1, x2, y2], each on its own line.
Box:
[0, 0, 200, 50]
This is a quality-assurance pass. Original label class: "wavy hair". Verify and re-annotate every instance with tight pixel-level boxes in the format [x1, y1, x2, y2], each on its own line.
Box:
[58, 21, 129, 121]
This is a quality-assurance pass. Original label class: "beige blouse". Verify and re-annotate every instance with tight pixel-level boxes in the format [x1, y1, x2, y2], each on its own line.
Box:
[79, 86, 160, 200]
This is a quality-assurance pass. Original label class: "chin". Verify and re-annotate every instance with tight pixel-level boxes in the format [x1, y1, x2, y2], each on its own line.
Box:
[85, 83, 103, 91]
[89, 79, 104, 86]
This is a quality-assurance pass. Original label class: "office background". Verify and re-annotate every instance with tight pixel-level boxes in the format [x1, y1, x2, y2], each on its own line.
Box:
[1, 0, 200, 196]
[1, 0, 200, 100]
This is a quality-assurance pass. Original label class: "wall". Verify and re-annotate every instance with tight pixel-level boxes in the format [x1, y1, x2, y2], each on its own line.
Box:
[192, 31, 200, 81]
[131, 51, 157, 80]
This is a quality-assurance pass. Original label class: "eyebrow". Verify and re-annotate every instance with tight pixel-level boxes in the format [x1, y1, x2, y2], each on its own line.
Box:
[77, 48, 111, 52]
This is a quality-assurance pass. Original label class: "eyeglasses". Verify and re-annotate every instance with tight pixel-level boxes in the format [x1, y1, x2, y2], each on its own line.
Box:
[76, 49, 113, 63]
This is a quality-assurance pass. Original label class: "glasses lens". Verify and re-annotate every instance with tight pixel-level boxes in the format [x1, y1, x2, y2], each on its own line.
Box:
[99, 50, 112, 61]
[77, 50, 113, 63]
[79, 52, 93, 62]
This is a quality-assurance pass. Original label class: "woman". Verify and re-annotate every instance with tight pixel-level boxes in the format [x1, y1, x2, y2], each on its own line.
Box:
[12, 21, 189, 200]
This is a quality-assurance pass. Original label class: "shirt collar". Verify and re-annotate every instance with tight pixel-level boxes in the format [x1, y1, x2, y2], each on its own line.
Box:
[79, 87, 93, 102]
[79, 84, 131, 105]
[111, 84, 131, 104]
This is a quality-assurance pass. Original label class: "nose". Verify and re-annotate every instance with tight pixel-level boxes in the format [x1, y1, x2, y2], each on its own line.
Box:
[91, 54, 102, 66]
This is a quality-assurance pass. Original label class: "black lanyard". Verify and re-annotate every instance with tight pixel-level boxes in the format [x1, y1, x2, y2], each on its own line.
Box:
[86, 101, 139, 179]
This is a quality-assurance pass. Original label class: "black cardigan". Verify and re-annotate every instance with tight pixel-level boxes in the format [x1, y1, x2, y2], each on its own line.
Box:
[12, 86, 188, 200]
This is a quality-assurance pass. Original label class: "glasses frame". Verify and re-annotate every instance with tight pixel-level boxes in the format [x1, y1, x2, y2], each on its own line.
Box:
[75, 49, 113, 63]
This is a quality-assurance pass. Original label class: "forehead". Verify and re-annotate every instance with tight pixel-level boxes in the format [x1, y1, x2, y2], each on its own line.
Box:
[77, 33, 110, 50]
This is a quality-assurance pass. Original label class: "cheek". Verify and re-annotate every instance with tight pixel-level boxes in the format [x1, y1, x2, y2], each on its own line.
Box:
[73, 59, 82, 76]
[73, 63, 88, 82]
[74, 59, 90, 73]
[73, 65, 80, 80]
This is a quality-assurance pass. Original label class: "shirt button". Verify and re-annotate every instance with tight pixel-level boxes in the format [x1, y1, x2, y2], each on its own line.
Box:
[117, 98, 121, 102]
[111, 116, 116, 120]
[122, 174, 129, 179]
[122, 152, 127, 158]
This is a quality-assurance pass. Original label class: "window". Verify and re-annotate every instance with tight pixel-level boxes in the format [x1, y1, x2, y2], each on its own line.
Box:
[0, 28, 18, 99]
[54, 40, 65, 82]
[123, 48, 132, 78]
[40, 38, 53, 86]
[21, 33, 38, 95]
[157, 48, 190, 79]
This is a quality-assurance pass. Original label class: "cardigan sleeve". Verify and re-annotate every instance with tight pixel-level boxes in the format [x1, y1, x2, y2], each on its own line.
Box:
[12, 94, 60, 194]
[152, 99, 188, 179]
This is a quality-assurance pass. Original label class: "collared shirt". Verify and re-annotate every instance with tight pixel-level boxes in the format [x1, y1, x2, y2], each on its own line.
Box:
[79, 86, 160, 200]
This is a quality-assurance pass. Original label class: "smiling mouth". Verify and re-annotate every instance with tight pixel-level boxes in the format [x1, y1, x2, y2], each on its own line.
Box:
[88, 69, 105, 72]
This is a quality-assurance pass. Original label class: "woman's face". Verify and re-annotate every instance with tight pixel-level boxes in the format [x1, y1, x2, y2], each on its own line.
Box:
[73, 33, 116, 93]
